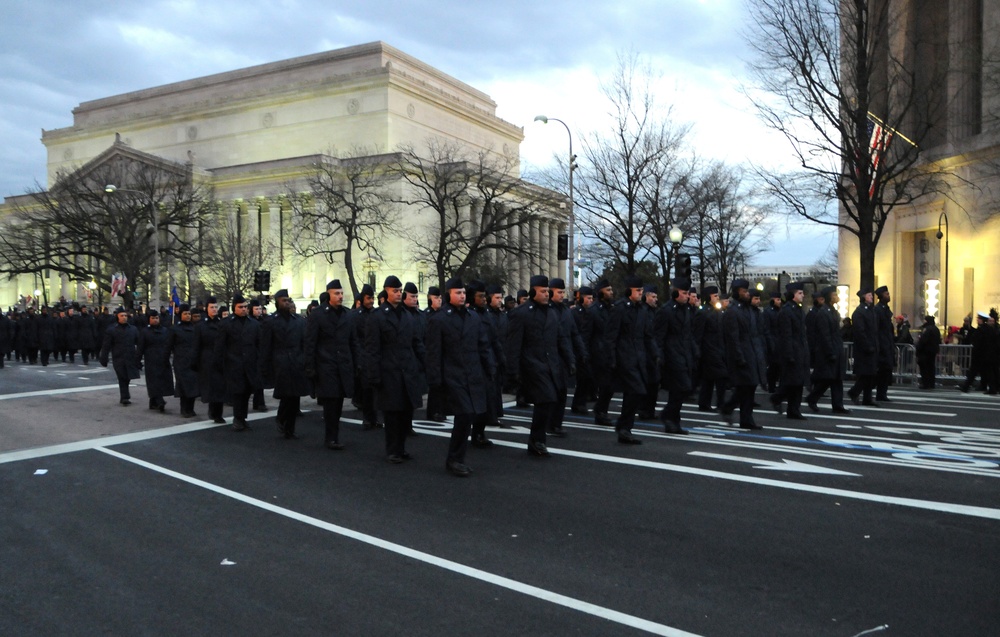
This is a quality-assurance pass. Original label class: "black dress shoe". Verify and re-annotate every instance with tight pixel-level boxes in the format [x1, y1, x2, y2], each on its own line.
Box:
[807, 399, 820, 413]
[362, 421, 377, 430]
[407, 429, 420, 436]
[430, 413, 447, 422]
[545, 427, 567, 438]
[636, 411, 656, 420]
[326, 441, 345, 450]
[527, 441, 551, 457]
[283, 431, 299, 440]
[401, 452, 413, 460]
[876, 396, 890, 402]
[213, 417, 227, 424]
[617, 432, 643, 445]
[570, 406, 589, 415]
[387, 454, 405, 464]
[697, 406, 717, 413]
[850, 393, 862, 405]
[181, 411, 197, 418]
[862, 400, 880, 407]
[232, 420, 248, 432]
[594, 413, 613, 426]
[661, 418, 687, 435]
[446, 462, 472, 477]
[740, 422, 764, 430]
[120, 399, 131, 406]
[721, 410, 734, 425]
[769, 396, 784, 414]
[472, 435, 495, 448]
[787, 413, 808, 421]
[831, 407, 852, 414]
[253, 405, 268, 412]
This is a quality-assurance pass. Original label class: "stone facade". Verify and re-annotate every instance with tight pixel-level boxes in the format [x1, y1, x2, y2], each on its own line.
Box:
[1, 41, 567, 309]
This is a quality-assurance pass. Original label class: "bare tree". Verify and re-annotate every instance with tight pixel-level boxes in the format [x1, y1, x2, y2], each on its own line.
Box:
[389, 140, 552, 288]
[198, 206, 280, 301]
[575, 50, 691, 277]
[0, 153, 209, 308]
[286, 149, 398, 299]
[744, 0, 952, 290]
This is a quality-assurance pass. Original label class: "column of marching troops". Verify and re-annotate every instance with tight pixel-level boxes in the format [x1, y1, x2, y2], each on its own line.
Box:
[4, 275, 993, 477]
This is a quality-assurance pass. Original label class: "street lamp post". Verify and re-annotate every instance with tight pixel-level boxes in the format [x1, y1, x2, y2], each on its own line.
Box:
[669, 225, 683, 279]
[105, 185, 159, 309]
[534, 115, 576, 286]
[936, 212, 949, 331]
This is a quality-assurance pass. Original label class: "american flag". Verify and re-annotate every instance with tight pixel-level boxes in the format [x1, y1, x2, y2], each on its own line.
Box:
[866, 115, 893, 197]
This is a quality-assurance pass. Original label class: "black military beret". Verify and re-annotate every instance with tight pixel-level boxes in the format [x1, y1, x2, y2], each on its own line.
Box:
[578, 286, 594, 296]
[468, 279, 486, 294]
[731, 278, 750, 291]
[770, 291, 782, 299]
[669, 277, 689, 290]
[516, 289, 528, 299]
[219, 305, 229, 313]
[327, 279, 342, 290]
[549, 278, 566, 290]
[820, 285, 837, 298]
[445, 277, 464, 290]
[811, 291, 824, 299]
[114, 306, 127, 315]
[486, 284, 503, 296]
[318, 292, 329, 305]
[427, 286, 441, 296]
[178, 303, 191, 313]
[147, 309, 159, 317]
[785, 282, 804, 293]
[205, 296, 218, 305]
[273, 289, 289, 300]
[360, 284, 375, 298]
[701, 285, 719, 297]
[874, 285, 889, 296]
[71, 302, 81, 311]
[857, 286, 873, 297]
[403, 282, 419, 295]
[232, 293, 246, 305]
[750, 289, 763, 298]
[383, 275, 402, 289]
[624, 276, 642, 289]
[643, 284, 658, 294]
[595, 278, 611, 290]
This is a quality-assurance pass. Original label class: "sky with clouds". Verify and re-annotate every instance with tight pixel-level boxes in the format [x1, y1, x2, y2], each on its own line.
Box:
[0, 0, 836, 266]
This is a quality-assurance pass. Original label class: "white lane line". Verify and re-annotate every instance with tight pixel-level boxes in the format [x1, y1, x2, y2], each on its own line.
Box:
[0, 384, 121, 401]
[399, 421, 1000, 521]
[95, 446, 701, 637]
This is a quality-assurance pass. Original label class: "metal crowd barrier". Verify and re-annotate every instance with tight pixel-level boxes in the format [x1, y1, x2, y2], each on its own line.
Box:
[842, 342, 973, 384]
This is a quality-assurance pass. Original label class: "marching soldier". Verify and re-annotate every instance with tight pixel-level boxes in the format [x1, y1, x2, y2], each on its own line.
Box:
[637, 284, 661, 420]
[588, 279, 616, 426]
[569, 285, 596, 414]
[353, 284, 382, 429]
[605, 276, 653, 444]
[99, 307, 140, 405]
[847, 287, 879, 406]
[403, 281, 428, 437]
[195, 296, 227, 424]
[250, 299, 270, 412]
[137, 309, 174, 412]
[805, 286, 851, 413]
[215, 293, 263, 431]
[365, 276, 425, 464]
[169, 304, 200, 417]
[770, 282, 809, 420]
[483, 284, 509, 428]
[693, 285, 726, 413]
[260, 289, 310, 439]
[425, 277, 495, 477]
[506, 275, 569, 457]
[305, 280, 357, 450]
[915, 315, 941, 390]
[655, 278, 695, 434]
[763, 292, 782, 393]
[546, 278, 582, 437]
[719, 279, 764, 430]
[423, 285, 446, 422]
[874, 286, 895, 402]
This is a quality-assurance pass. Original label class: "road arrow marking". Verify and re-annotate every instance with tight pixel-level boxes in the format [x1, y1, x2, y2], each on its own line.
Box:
[689, 452, 860, 476]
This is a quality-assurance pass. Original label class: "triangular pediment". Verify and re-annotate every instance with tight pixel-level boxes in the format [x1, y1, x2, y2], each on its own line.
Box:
[52, 134, 192, 193]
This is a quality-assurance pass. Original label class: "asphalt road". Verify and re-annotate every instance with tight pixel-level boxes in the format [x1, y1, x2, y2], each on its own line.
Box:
[2, 358, 998, 636]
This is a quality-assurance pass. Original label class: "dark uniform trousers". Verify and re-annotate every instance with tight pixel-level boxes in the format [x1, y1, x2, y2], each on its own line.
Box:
[231, 392, 251, 423]
[180, 396, 197, 415]
[384, 410, 412, 457]
[698, 376, 726, 410]
[806, 379, 845, 410]
[277, 396, 301, 435]
[847, 375, 875, 403]
[875, 365, 893, 400]
[253, 388, 266, 410]
[593, 386, 615, 418]
[530, 403, 557, 445]
[660, 389, 689, 425]
[426, 386, 445, 419]
[323, 399, 344, 444]
[448, 413, 474, 465]
[617, 391, 643, 433]
[208, 401, 225, 421]
[571, 373, 594, 411]
[722, 385, 756, 427]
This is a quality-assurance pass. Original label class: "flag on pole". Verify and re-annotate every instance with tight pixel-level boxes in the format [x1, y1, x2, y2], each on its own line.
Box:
[170, 286, 181, 316]
[111, 273, 127, 298]
[867, 114, 893, 198]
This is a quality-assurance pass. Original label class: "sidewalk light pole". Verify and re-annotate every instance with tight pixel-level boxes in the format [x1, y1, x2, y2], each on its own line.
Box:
[936, 211, 949, 330]
[105, 184, 159, 309]
[534, 115, 576, 286]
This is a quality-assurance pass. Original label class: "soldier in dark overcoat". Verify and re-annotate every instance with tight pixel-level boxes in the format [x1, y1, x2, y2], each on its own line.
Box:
[364, 276, 426, 463]
[874, 286, 896, 401]
[78, 305, 98, 363]
[546, 278, 580, 438]
[353, 285, 382, 429]
[137, 310, 174, 411]
[605, 276, 653, 444]
[693, 286, 727, 413]
[426, 277, 495, 477]
[506, 275, 569, 457]
[250, 299, 270, 412]
[719, 280, 763, 429]
[654, 278, 697, 434]
[168, 304, 200, 417]
[99, 307, 141, 405]
[637, 284, 661, 420]
[0, 311, 10, 367]
[805, 287, 850, 413]
[483, 284, 509, 427]
[195, 297, 227, 424]
[423, 286, 446, 422]
[402, 281, 428, 438]
[914, 315, 941, 390]
[847, 287, 879, 406]
[37, 308, 56, 366]
[569, 286, 596, 414]
[769, 282, 810, 419]
[215, 293, 263, 431]
[762, 292, 783, 392]
[587, 279, 616, 426]
[259, 289, 310, 438]
[305, 280, 357, 449]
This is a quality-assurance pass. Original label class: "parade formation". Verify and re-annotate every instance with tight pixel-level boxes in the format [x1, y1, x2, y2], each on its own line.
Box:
[2, 276, 998, 478]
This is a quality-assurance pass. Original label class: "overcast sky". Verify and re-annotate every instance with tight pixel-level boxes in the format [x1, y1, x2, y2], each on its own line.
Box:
[0, 0, 836, 266]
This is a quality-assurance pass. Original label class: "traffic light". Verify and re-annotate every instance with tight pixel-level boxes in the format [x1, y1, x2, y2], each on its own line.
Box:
[253, 270, 271, 292]
[557, 234, 569, 260]
[675, 253, 692, 280]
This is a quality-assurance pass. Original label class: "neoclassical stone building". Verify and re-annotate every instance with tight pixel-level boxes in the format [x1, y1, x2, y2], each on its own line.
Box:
[838, 1, 1000, 329]
[0, 41, 567, 308]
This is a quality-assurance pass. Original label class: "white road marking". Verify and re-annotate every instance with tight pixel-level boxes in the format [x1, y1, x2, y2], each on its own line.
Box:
[96, 446, 703, 637]
[0, 384, 121, 401]
[688, 452, 860, 476]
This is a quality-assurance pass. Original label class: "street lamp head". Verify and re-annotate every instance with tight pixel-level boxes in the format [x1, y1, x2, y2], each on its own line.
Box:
[104, 184, 117, 193]
[669, 226, 683, 244]
[88, 281, 97, 290]
[936, 230, 944, 240]
[534, 115, 549, 124]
